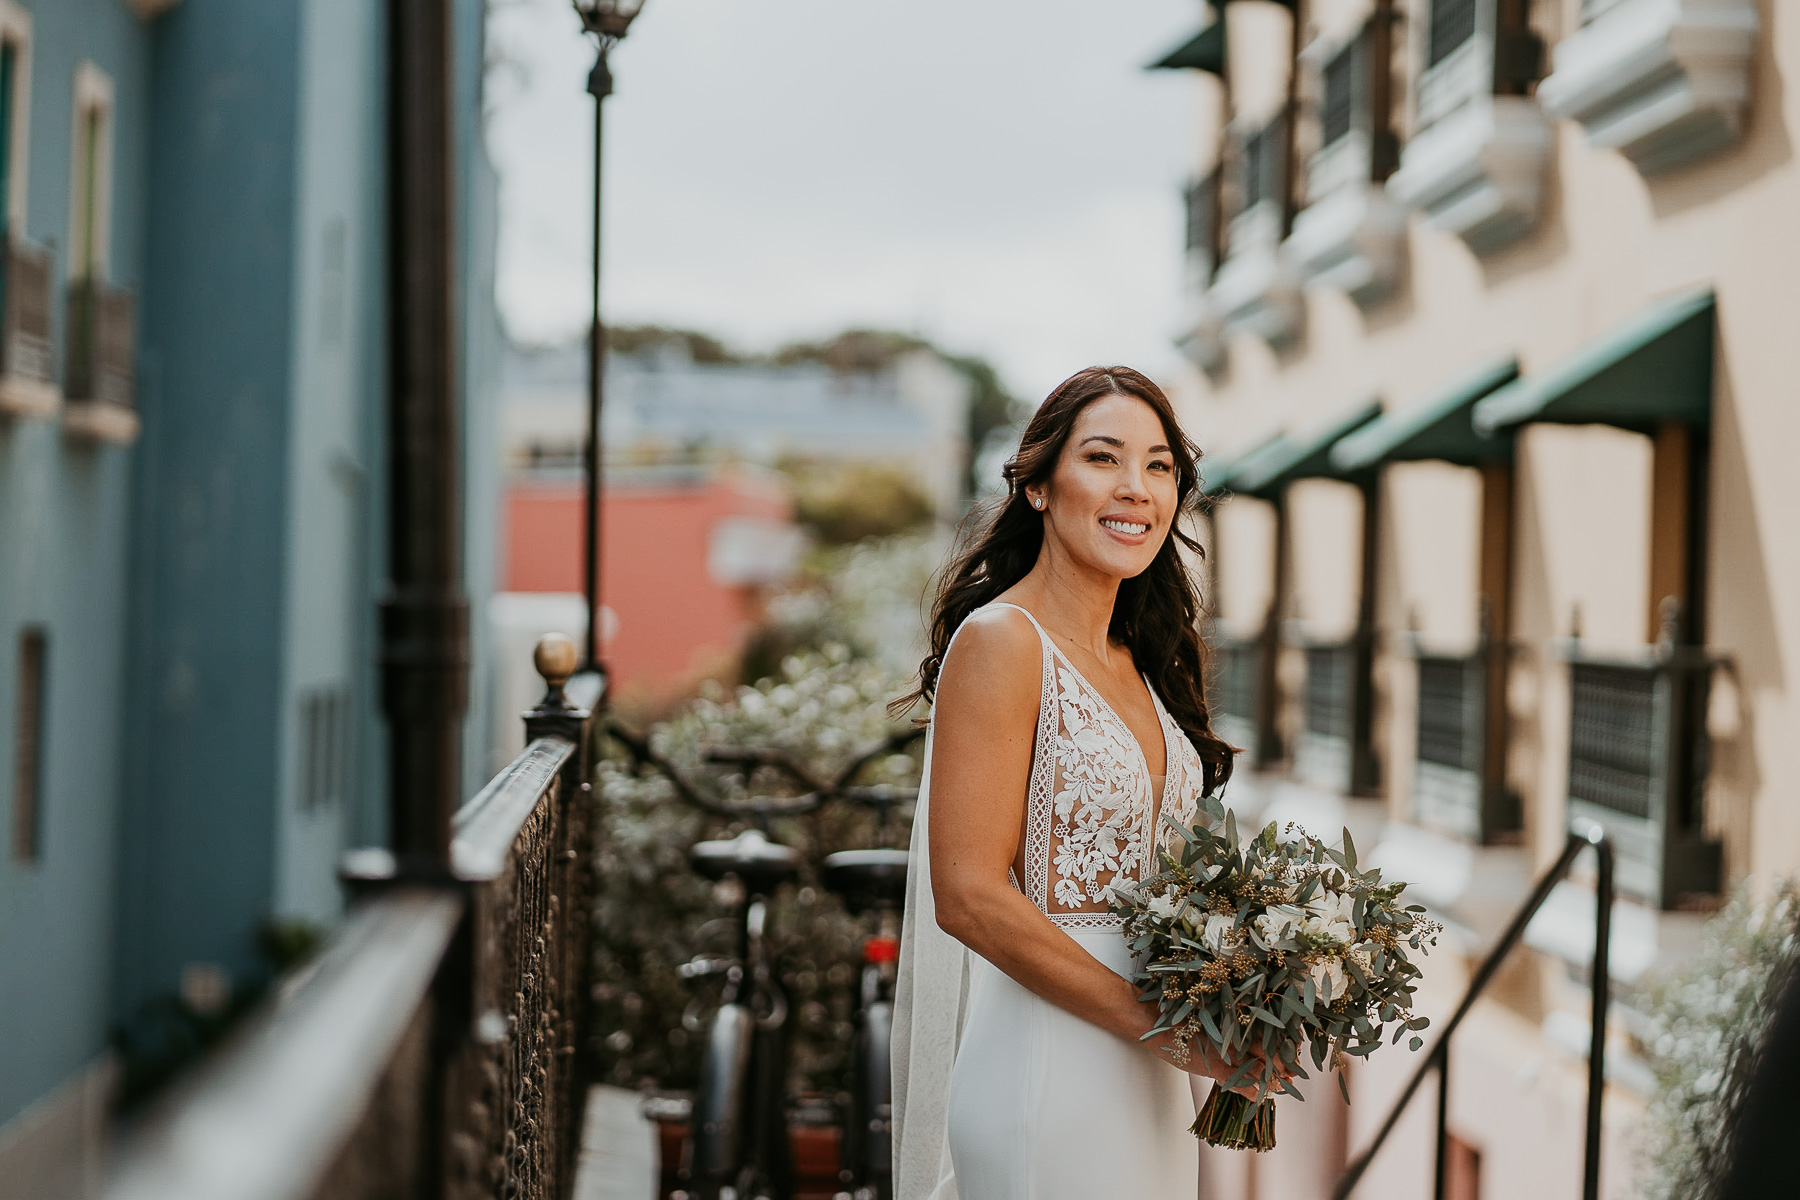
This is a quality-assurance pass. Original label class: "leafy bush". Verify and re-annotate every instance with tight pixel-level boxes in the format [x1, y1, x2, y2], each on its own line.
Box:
[787, 461, 936, 546]
[1640, 881, 1800, 1200]
[743, 531, 943, 683]
[590, 646, 922, 1096]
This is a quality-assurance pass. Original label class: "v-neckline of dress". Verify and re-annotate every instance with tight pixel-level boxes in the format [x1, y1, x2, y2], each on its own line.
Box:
[1038, 632, 1173, 817]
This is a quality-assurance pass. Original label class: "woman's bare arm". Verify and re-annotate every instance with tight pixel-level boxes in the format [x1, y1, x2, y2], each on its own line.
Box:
[928, 607, 1252, 1088]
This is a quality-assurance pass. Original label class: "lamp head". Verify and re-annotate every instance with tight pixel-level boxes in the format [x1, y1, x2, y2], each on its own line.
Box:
[573, 0, 646, 39]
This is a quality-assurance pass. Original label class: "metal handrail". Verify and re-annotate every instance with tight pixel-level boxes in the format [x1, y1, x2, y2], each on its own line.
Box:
[1332, 820, 1616, 1200]
[104, 891, 465, 1200]
[99, 648, 603, 1200]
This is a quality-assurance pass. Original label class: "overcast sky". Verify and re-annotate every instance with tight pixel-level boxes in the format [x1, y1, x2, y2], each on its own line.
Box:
[485, 0, 1206, 402]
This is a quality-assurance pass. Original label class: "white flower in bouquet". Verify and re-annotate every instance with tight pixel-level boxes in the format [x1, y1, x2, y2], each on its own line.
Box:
[1148, 893, 1181, 921]
[1201, 912, 1243, 954]
[1308, 956, 1347, 1002]
[1255, 908, 1302, 945]
[1302, 889, 1356, 945]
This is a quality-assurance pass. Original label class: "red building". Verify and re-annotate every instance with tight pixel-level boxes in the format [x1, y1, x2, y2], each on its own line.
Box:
[503, 464, 800, 702]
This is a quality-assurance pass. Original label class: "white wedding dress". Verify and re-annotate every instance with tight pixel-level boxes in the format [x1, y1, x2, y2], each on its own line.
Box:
[893, 602, 1205, 1199]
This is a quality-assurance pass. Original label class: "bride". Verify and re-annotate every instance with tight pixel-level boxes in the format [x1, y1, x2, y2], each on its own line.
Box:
[891, 366, 1255, 1199]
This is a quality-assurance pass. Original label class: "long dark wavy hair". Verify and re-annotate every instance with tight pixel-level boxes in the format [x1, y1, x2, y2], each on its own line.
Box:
[894, 365, 1234, 796]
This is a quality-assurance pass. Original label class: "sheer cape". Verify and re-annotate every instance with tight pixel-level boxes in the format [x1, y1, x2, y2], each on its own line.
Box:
[892, 726, 968, 1200]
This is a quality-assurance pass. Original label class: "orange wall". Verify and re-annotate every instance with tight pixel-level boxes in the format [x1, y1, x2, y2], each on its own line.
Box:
[504, 471, 793, 699]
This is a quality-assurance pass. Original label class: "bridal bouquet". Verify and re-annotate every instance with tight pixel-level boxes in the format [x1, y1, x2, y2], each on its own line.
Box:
[1111, 794, 1439, 1151]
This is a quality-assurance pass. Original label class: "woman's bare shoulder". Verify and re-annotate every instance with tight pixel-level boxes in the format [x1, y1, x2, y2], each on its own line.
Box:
[936, 605, 1043, 713]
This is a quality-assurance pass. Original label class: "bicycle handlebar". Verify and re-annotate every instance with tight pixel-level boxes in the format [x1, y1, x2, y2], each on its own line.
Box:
[606, 720, 923, 820]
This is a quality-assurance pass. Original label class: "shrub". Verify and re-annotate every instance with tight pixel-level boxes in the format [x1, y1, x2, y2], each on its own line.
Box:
[1640, 881, 1800, 1200]
[589, 647, 922, 1098]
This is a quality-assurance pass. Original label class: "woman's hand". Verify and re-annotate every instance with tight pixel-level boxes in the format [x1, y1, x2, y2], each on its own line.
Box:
[1145, 1027, 1289, 1099]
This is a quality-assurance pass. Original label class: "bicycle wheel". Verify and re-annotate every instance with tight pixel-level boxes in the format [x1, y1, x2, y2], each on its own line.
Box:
[689, 1002, 755, 1200]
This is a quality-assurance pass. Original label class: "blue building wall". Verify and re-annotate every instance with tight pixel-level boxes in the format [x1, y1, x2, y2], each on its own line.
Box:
[113, 0, 502, 1028]
[0, 0, 154, 1128]
[0, 0, 501, 1134]
[114, 0, 303, 1023]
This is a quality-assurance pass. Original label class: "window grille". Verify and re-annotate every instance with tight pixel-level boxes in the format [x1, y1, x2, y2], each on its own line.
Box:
[1321, 42, 1358, 148]
[1305, 644, 1353, 739]
[1567, 662, 1657, 819]
[1427, 0, 1478, 67]
[2, 237, 51, 382]
[299, 685, 353, 810]
[12, 626, 45, 861]
[1214, 640, 1260, 724]
[1240, 116, 1285, 211]
[1417, 655, 1480, 771]
[66, 279, 134, 407]
[1183, 171, 1218, 256]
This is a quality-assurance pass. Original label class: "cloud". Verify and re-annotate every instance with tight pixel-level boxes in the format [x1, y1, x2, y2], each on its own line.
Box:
[485, 0, 1205, 399]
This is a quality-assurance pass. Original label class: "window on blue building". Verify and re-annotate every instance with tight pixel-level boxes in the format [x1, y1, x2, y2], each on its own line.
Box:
[12, 626, 46, 863]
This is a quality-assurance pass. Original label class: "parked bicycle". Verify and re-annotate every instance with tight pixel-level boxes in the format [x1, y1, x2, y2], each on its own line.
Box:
[607, 722, 920, 1200]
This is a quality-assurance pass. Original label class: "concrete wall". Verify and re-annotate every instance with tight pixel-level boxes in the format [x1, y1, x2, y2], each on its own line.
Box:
[0, 0, 152, 1130]
[503, 466, 797, 704]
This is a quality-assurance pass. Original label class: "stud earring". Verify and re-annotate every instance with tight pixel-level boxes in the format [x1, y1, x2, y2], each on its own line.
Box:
[1031, 497, 1044, 510]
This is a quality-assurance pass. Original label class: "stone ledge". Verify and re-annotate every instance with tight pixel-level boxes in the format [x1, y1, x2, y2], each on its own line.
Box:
[1538, 0, 1757, 175]
[1208, 243, 1305, 350]
[1286, 182, 1410, 306]
[1387, 96, 1552, 255]
[62, 399, 141, 445]
[0, 373, 61, 420]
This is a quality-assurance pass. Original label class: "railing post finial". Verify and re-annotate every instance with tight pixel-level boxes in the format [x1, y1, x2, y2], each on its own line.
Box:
[534, 633, 580, 713]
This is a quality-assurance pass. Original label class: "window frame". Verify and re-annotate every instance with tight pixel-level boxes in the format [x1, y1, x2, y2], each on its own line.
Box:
[68, 60, 115, 284]
[12, 625, 47, 863]
[0, 2, 32, 239]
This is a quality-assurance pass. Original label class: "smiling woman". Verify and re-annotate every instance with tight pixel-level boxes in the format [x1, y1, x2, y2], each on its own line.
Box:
[890, 366, 1244, 1200]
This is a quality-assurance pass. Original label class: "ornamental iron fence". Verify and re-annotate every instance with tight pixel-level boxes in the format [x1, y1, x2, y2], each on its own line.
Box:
[103, 639, 603, 1200]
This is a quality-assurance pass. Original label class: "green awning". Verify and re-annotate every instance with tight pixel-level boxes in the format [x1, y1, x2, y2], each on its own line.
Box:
[1472, 290, 1715, 438]
[1201, 430, 1283, 497]
[1148, 19, 1226, 74]
[1224, 399, 1383, 500]
[1330, 357, 1518, 472]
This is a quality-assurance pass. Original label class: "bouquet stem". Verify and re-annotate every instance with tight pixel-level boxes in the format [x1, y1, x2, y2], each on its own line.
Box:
[1191, 1082, 1277, 1151]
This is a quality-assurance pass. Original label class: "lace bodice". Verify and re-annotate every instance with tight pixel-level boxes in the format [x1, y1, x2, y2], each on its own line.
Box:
[987, 603, 1204, 930]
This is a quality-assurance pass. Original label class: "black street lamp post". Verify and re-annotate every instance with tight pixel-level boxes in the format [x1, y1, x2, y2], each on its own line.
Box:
[572, 0, 646, 679]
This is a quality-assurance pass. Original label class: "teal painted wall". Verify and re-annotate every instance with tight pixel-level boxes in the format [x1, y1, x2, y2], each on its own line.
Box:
[0, 0, 501, 1132]
[0, 0, 154, 1129]
[113, 0, 501, 1033]
[115, 0, 304, 1024]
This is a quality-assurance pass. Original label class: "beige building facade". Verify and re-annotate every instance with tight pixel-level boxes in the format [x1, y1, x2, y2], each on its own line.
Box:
[1155, 0, 1794, 1194]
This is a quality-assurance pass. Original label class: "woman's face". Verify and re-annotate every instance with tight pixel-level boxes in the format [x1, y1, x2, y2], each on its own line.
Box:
[1027, 393, 1178, 580]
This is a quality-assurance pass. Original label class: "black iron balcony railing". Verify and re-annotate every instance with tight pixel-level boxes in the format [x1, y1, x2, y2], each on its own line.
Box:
[1563, 634, 1721, 909]
[1239, 113, 1288, 216]
[103, 639, 603, 1200]
[0, 236, 53, 413]
[66, 275, 135, 409]
[1334, 822, 1617, 1200]
[1183, 167, 1223, 286]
